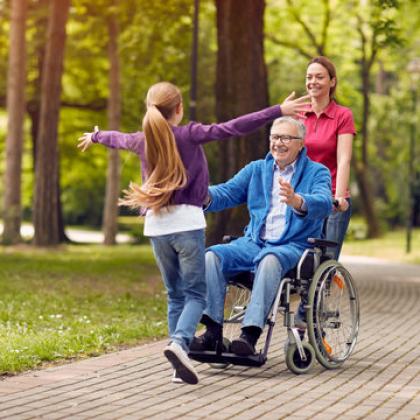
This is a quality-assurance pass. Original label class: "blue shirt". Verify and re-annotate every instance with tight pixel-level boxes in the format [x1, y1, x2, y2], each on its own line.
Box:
[260, 162, 296, 241]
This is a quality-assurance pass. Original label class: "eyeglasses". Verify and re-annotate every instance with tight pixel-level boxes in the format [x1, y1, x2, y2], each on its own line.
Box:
[269, 134, 303, 144]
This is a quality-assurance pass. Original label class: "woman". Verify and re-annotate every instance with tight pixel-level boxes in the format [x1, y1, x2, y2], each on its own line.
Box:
[303, 56, 355, 260]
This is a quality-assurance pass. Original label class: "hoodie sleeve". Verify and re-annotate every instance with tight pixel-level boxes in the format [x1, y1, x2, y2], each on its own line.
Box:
[92, 130, 144, 155]
[181, 105, 282, 145]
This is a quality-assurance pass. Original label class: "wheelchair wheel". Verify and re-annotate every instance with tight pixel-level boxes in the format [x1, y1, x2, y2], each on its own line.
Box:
[285, 342, 315, 374]
[223, 284, 251, 342]
[307, 260, 359, 369]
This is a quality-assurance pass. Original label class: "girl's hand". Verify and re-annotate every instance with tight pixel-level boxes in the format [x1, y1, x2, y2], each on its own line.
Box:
[77, 125, 99, 152]
[334, 197, 349, 212]
[280, 92, 311, 118]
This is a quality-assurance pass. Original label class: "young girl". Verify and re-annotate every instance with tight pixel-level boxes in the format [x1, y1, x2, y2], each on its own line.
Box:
[78, 82, 309, 384]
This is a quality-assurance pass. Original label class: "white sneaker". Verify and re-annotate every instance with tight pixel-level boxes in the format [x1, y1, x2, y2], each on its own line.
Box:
[163, 342, 199, 385]
[172, 370, 183, 384]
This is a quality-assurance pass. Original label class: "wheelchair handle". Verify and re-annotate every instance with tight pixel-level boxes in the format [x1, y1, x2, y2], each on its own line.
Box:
[333, 199, 339, 208]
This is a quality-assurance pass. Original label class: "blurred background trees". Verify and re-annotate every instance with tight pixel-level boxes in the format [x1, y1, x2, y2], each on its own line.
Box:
[0, 0, 419, 246]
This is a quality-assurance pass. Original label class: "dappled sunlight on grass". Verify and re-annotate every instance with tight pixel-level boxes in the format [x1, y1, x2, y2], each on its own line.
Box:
[342, 228, 420, 264]
[0, 244, 167, 374]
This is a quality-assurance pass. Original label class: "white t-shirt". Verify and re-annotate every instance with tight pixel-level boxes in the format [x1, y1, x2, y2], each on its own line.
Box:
[144, 204, 206, 237]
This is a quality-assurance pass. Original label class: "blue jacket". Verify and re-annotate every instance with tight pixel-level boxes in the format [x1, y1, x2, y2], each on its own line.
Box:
[207, 148, 332, 274]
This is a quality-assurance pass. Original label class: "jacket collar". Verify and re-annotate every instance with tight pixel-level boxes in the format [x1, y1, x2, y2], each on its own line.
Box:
[265, 148, 308, 190]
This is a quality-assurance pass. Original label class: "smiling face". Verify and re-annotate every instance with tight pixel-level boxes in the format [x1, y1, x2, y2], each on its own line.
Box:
[269, 121, 304, 169]
[306, 62, 336, 100]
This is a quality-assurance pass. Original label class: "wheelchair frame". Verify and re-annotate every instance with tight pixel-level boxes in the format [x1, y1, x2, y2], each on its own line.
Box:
[189, 237, 360, 374]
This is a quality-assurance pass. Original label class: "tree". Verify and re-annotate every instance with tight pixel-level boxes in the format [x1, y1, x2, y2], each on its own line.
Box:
[33, 0, 71, 246]
[351, 0, 401, 238]
[2, 0, 28, 244]
[102, 4, 121, 245]
[267, 0, 331, 59]
[207, 0, 269, 244]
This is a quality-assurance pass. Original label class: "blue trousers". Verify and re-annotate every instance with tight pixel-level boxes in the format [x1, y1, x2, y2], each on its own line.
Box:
[325, 198, 352, 260]
[150, 229, 206, 352]
[204, 251, 283, 331]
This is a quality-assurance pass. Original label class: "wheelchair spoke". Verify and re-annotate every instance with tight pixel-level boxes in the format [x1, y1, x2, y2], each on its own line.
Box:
[223, 285, 251, 341]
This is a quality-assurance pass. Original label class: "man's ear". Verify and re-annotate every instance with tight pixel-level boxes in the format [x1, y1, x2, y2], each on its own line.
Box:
[176, 102, 183, 115]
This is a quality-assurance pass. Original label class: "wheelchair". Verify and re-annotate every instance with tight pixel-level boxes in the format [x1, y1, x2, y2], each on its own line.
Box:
[189, 237, 360, 374]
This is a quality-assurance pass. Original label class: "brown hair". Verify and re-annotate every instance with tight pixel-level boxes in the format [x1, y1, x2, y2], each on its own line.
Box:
[307, 56, 337, 98]
[120, 82, 187, 212]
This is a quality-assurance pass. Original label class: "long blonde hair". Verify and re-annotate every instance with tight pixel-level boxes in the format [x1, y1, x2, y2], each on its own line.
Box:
[120, 82, 187, 212]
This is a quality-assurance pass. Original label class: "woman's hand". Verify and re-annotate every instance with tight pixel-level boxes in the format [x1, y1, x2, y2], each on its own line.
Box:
[334, 197, 349, 212]
[280, 92, 311, 118]
[77, 125, 99, 152]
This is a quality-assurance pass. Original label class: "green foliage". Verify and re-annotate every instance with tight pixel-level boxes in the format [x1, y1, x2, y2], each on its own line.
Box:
[265, 0, 420, 228]
[0, 0, 419, 231]
[0, 244, 166, 374]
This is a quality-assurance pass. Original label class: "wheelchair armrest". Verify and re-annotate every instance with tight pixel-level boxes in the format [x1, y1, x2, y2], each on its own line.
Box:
[222, 235, 239, 243]
[307, 237, 338, 248]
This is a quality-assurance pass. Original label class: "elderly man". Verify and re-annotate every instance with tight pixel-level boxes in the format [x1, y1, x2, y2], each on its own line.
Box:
[192, 116, 332, 356]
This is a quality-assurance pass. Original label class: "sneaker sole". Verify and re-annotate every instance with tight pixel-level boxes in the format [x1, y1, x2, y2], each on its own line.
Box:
[164, 349, 199, 385]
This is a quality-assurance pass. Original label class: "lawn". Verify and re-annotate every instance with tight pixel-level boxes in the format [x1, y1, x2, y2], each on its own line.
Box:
[342, 227, 420, 264]
[0, 244, 166, 374]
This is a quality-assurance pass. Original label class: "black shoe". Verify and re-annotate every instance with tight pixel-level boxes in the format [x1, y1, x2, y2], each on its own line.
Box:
[189, 330, 218, 352]
[231, 327, 261, 356]
[231, 336, 256, 356]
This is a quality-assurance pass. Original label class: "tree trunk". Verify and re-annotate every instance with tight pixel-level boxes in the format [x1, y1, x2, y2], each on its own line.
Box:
[208, 0, 269, 245]
[33, 0, 71, 246]
[102, 11, 121, 246]
[28, 0, 48, 169]
[2, 0, 27, 244]
[356, 63, 381, 238]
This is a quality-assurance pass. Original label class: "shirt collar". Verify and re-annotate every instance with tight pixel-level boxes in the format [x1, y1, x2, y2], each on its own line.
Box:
[273, 160, 297, 175]
[304, 100, 337, 119]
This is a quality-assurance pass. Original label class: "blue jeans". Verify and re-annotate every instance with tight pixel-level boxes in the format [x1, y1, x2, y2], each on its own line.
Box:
[324, 198, 352, 260]
[150, 229, 206, 352]
[204, 251, 283, 330]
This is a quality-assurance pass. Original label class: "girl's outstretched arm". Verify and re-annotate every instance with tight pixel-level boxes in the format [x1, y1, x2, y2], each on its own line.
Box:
[77, 126, 144, 155]
[184, 93, 310, 144]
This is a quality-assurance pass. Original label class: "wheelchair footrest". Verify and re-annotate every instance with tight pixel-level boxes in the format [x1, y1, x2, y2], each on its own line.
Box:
[188, 350, 267, 367]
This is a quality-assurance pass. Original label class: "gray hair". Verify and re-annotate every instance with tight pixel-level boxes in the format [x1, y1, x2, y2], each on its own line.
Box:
[271, 116, 306, 140]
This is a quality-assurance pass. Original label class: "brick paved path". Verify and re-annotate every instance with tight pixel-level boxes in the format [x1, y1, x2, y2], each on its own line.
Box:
[1, 257, 419, 419]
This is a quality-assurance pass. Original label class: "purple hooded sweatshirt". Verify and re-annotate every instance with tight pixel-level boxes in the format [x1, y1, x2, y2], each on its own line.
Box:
[92, 105, 282, 208]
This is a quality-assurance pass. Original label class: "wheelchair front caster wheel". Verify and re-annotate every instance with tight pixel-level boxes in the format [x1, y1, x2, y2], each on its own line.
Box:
[208, 337, 232, 370]
[285, 342, 315, 374]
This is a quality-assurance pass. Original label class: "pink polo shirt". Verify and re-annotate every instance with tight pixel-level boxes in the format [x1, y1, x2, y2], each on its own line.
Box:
[303, 100, 355, 197]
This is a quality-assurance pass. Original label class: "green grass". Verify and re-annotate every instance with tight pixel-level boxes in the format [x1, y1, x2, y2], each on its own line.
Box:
[0, 244, 166, 374]
[343, 227, 420, 265]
